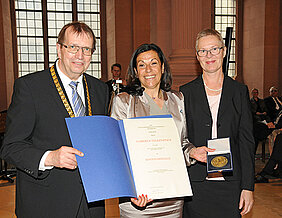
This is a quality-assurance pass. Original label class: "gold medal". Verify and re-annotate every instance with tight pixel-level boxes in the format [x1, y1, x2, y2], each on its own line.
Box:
[210, 156, 228, 168]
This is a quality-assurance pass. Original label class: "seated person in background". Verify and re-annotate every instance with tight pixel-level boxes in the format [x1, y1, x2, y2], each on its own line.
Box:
[255, 110, 282, 183]
[250, 88, 273, 153]
[106, 63, 127, 95]
[250, 88, 270, 123]
[264, 86, 282, 122]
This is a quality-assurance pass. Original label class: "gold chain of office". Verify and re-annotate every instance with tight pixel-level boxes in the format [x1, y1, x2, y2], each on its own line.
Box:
[50, 65, 92, 117]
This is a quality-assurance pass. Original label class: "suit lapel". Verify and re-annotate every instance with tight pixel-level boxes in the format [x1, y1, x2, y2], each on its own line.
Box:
[197, 76, 212, 117]
[48, 66, 72, 117]
[83, 74, 95, 115]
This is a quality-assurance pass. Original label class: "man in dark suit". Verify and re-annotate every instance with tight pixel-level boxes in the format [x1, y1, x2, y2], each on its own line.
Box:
[105, 63, 126, 95]
[105, 63, 126, 115]
[0, 22, 108, 218]
[264, 86, 282, 122]
[180, 29, 254, 217]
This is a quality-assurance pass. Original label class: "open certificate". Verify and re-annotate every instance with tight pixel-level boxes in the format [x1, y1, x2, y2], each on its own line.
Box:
[65, 115, 192, 202]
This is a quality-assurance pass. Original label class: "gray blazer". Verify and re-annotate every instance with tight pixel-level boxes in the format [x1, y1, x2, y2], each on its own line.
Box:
[111, 90, 195, 165]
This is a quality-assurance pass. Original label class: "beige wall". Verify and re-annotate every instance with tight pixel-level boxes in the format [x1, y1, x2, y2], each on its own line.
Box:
[106, 0, 213, 89]
[0, 0, 14, 111]
[106, 0, 150, 82]
[264, 0, 281, 96]
[243, 0, 281, 97]
[243, 0, 265, 96]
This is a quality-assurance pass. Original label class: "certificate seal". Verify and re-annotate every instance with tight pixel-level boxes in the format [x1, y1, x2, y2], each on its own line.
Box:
[211, 156, 228, 168]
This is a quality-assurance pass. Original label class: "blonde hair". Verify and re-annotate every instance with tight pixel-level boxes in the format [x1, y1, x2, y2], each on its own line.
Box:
[195, 29, 224, 50]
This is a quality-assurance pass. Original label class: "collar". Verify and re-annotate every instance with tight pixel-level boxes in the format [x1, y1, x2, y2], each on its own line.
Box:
[56, 61, 83, 86]
[138, 90, 168, 103]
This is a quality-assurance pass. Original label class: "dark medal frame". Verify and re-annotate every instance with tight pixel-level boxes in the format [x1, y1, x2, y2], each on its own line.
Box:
[207, 153, 233, 173]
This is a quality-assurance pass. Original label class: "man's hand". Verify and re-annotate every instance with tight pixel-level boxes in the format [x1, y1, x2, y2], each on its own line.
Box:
[189, 146, 215, 163]
[45, 146, 84, 169]
[239, 190, 254, 216]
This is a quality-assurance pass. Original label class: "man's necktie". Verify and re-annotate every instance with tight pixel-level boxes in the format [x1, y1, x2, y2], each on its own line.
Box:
[69, 81, 85, 117]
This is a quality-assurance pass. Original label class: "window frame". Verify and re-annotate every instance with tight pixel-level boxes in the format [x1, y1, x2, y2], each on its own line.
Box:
[11, 0, 105, 79]
[213, 0, 240, 78]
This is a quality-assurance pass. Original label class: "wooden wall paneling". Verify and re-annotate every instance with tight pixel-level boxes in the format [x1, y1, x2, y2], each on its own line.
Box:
[264, 0, 281, 96]
[106, 0, 134, 81]
[168, 0, 213, 89]
[243, 0, 266, 96]
[0, 0, 15, 111]
[0, 2, 7, 111]
[132, 0, 150, 49]
[115, 0, 134, 80]
[243, 0, 281, 97]
[150, 0, 171, 59]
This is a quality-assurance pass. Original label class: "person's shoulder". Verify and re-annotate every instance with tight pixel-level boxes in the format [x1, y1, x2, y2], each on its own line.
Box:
[15, 69, 50, 84]
[116, 92, 131, 99]
[114, 92, 131, 104]
[84, 74, 107, 87]
[168, 90, 183, 101]
[105, 79, 112, 84]
[84, 73, 103, 83]
[179, 76, 201, 91]
[263, 96, 272, 101]
[224, 76, 249, 93]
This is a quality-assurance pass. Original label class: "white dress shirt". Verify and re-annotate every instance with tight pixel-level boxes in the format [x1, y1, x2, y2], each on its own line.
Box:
[206, 93, 224, 181]
[39, 62, 85, 171]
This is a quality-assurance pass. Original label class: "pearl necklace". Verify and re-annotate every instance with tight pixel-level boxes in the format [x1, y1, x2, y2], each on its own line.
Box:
[202, 75, 222, 92]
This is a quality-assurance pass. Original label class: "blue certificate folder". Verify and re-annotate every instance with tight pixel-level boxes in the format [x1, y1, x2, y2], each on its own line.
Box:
[65, 114, 172, 203]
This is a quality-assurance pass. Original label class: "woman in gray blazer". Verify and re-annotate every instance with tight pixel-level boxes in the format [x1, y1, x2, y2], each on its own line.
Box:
[111, 43, 195, 217]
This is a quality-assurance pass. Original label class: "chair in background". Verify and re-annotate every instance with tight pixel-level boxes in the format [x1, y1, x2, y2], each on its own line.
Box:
[0, 110, 16, 183]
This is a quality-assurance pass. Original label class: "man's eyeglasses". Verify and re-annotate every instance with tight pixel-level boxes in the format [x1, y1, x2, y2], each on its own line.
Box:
[271, 90, 278, 93]
[59, 43, 94, 56]
[197, 47, 224, 57]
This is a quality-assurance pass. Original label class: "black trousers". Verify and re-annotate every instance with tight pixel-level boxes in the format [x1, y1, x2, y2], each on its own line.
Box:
[77, 195, 105, 218]
[261, 133, 282, 175]
[183, 180, 241, 218]
[253, 122, 273, 153]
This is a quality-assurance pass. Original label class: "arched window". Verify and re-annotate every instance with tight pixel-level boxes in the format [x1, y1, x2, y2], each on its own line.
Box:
[14, 0, 102, 78]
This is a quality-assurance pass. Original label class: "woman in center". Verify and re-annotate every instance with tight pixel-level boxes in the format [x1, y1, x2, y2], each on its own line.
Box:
[111, 43, 198, 217]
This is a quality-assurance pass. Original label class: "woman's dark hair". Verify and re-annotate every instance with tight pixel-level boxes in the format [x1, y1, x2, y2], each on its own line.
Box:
[125, 43, 172, 96]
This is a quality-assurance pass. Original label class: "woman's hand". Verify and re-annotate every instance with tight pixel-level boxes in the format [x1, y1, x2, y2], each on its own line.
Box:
[190, 146, 215, 163]
[131, 194, 153, 207]
[239, 190, 254, 216]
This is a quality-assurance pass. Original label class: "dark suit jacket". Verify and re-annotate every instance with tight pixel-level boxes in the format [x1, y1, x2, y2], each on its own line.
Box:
[250, 97, 271, 123]
[180, 75, 255, 191]
[0, 66, 109, 218]
[264, 96, 282, 122]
